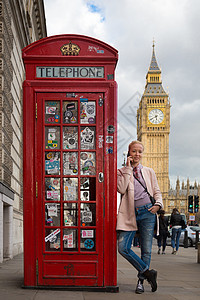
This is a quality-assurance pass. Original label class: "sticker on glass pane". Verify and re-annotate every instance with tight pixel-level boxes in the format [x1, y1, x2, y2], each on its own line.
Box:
[63, 178, 78, 201]
[81, 203, 96, 226]
[84, 239, 94, 249]
[80, 152, 96, 175]
[63, 229, 78, 251]
[63, 152, 78, 175]
[45, 204, 60, 226]
[45, 228, 60, 251]
[46, 203, 58, 216]
[81, 127, 95, 149]
[63, 127, 78, 149]
[45, 101, 60, 124]
[80, 177, 89, 189]
[81, 230, 96, 251]
[64, 203, 77, 226]
[81, 229, 94, 238]
[63, 101, 78, 124]
[45, 127, 60, 149]
[45, 152, 60, 175]
[45, 178, 60, 201]
[82, 210, 92, 223]
[81, 191, 89, 201]
[80, 100, 96, 124]
[80, 178, 96, 201]
[45, 228, 60, 242]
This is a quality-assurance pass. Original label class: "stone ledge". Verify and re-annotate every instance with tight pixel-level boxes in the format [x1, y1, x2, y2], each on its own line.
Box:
[0, 181, 14, 200]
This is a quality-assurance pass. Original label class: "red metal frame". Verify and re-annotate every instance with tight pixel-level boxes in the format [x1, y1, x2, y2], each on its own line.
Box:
[23, 35, 118, 290]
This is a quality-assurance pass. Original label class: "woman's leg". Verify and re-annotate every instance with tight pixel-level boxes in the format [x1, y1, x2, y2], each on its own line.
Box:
[157, 235, 162, 249]
[135, 204, 156, 280]
[162, 232, 167, 253]
[137, 207, 156, 268]
[175, 228, 182, 251]
[171, 228, 176, 251]
[118, 208, 158, 293]
[118, 230, 148, 273]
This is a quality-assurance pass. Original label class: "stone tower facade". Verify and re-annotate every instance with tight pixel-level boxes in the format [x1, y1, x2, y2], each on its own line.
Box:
[137, 44, 170, 210]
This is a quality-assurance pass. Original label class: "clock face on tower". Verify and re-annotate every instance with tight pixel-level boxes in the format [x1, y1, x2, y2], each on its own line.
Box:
[148, 109, 164, 124]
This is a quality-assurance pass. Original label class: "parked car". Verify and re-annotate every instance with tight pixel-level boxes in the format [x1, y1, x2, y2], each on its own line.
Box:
[166, 226, 200, 247]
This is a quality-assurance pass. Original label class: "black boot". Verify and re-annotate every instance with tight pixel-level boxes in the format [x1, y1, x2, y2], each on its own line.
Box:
[143, 269, 157, 292]
[135, 279, 144, 294]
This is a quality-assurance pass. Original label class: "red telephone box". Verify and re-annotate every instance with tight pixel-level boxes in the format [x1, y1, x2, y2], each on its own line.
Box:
[22, 34, 118, 291]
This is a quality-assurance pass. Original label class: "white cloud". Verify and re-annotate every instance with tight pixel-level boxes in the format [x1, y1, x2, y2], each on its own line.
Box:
[44, 0, 106, 38]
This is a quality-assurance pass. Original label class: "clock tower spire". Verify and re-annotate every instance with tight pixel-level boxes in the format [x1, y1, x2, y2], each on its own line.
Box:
[144, 42, 166, 94]
[149, 40, 160, 71]
[137, 43, 170, 210]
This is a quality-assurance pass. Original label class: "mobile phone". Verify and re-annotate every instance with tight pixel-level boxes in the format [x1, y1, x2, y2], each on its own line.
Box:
[127, 151, 133, 165]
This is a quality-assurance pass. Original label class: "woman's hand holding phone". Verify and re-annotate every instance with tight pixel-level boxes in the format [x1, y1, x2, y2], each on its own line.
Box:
[126, 152, 133, 167]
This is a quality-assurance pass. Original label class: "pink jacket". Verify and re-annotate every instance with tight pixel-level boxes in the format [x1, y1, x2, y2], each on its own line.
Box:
[116, 166, 163, 231]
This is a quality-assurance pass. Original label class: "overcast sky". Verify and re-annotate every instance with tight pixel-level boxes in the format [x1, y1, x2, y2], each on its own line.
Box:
[44, 0, 200, 188]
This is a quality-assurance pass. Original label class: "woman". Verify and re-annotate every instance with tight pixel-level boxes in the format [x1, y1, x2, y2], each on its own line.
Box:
[157, 210, 169, 254]
[117, 140, 163, 294]
[170, 208, 182, 254]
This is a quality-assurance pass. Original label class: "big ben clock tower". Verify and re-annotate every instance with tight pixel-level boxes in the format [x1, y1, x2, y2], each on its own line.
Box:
[137, 43, 170, 209]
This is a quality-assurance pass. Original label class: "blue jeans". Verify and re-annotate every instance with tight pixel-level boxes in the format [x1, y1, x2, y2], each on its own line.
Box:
[171, 227, 182, 251]
[157, 230, 167, 252]
[118, 203, 156, 279]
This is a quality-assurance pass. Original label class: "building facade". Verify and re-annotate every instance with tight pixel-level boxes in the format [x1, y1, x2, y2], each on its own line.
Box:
[0, 0, 46, 262]
[137, 43, 170, 210]
[168, 178, 200, 223]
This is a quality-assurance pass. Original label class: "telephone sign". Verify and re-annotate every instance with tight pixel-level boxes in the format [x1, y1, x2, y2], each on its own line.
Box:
[36, 66, 104, 78]
[22, 35, 118, 291]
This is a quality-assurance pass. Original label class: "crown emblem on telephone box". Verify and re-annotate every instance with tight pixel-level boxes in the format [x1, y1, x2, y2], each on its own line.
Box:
[60, 41, 80, 56]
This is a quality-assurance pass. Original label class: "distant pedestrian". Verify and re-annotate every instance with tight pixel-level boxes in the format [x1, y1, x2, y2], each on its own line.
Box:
[170, 208, 182, 254]
[157, 210, 169, 254]
[133, 235, 140, 247]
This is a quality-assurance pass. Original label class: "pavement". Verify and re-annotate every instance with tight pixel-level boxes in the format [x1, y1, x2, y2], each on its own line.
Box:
[0, 243, 200, 300]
